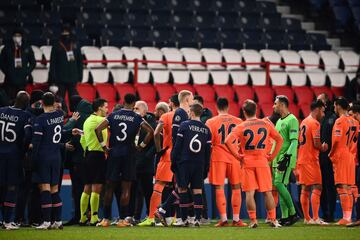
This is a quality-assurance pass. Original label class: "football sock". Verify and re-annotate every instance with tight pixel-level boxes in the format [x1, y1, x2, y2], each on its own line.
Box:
[272, 189, 279, 207]
[90, 192, 100, 223]
[161, 190, 179, 213]
[202, 188, 208, 219]
[275, 182, 296, 216]
[215, 188, 227, 222]
[179, 192, 190, 222]
[248, 210, 256, 222]
[80, 192, 90, 222]
[231, 189, 241, 222]
[337, 187, 348, 220]
[300, 190, 310, 221]
[3, 188, 17, 223]
[346, 189, 353, 221]
[40, 191, 52, 222]
[268, 208, 276, 221]
[311, 189, 321, 220]
[193, 194, 203, 221]
[149, 183, 164, 218]
[51, 192, 62, 222]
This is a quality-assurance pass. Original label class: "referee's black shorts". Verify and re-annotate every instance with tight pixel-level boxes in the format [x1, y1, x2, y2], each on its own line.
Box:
[82, 151, 106, 184]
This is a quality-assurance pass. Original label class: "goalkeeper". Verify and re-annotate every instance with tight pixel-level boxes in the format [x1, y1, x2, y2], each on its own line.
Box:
[272, 96, 300, 226]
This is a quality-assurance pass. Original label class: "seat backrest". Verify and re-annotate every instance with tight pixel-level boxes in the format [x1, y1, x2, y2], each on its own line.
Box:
[327, 72, 347, 87]
[230, 71, 249, 85]
[307, 71, 326, 86]
[288, 71, 307, 86]
[121, 46, 145, 68]
[141, 47, 165, 69]
[40, 45, 52, 67]
[180, 48, 205, 70]
[171, 70, 190, 84]
[161, 47, 186, 69]
[298, 50, 321, 70]
[260, 49, 282, 70]
[100, 46, 125, 68]
[279, 50, 301, 71]
[319, 50, 341, 72]
[152, 70, 170, 84]
[270, 71, 288, 86]
[191, 71, 210, 84]
[338, 50, 359, 72]
[210, 71, 230, 85]
[220, 49, 243, 70]
[240, 49, 262, 70]
[81, 46, 104, 68]
[200, 48, 224, 70]
[249, 71, 266, 86]
[31, 45, 44, 67]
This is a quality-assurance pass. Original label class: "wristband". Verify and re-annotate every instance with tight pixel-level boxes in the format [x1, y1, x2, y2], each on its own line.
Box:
[139, 142, 146, 148]
[100, 142, 106, 147]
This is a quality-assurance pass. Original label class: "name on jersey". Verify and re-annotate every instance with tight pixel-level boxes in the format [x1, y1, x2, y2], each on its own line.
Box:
[188, 124, 208, 134]
[114, 115, 135, 122]
[0, 113, 19, 122]
[244, 121, 265, 127]
[46, 116, 64, 125]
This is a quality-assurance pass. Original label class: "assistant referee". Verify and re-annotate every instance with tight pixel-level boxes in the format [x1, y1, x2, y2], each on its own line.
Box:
[79, 98, 109, 226]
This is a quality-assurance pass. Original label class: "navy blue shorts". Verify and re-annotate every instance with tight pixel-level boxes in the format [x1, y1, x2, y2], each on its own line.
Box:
[0, 155, 21, 186]
[82, 151, 106, 184]
[106, 153, 135, 182]
[32, 157, 61, 185]
[175, 162, 204, 189]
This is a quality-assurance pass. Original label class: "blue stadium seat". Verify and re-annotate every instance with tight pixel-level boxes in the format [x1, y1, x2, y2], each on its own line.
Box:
[198, 29, 221, 48]
[238, 14, 260, 31]
[212, 0, 237, 12]
[122, 0, 147, 10]
[0, 9, 17, 25]
[173, 28, 198, 48]
[150, 28, 175, 48]
[190, 0, 212, 12]
[262, 31, 287, 50]
[193, 12, 217, 29]
[284, 32, 311, 50]
[239, 31, 265, 49]
[102, 10, 127, 27]
[259, 15, 282, 31]
[281, 18, 303, 32]
[23, 26, 48, 46]
[146, 0, 171, 11]
[306, 33, 331, 51]
[235, 1, 257, 14]
[81, 0, 101, 9]
[101, 27, 128, 46]
[100, 0, 123, 10]
[216, 12, 240, 29]
[40, 11, 62, 26]
[332, 6, 352, 29]
[126, 27, 153, 47]
[77, 10, 103, 27]
[124, 10, 150, 28]
[16, 10, 41, 26]
[256, 1, 277, 14]
[219, 30, 242, 49]
[168, 0, 192, 11]
[171, 11, 195, 29]
[149, 11, 172, 28]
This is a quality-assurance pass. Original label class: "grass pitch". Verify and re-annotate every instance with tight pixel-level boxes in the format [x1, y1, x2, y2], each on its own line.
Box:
[1, 223, 360, 240]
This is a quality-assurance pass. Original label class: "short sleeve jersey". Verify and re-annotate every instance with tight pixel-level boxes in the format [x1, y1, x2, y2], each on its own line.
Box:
[231, 118, 281, 168]
[107, 109, 144, 156]
[172, 108, 189, 145]
[173, 120, 212, 164]
[298, 115, 321, 165]
[273, 113, 299, 168]
[0, 106, 31, 155]
[206, 114, 243, 163]
[81, 114, 108, 152]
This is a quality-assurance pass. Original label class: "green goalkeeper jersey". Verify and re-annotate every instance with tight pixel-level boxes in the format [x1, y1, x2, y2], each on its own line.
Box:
[272, 113, 299, 168]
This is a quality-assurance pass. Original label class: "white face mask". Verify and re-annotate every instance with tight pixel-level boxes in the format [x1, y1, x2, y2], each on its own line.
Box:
[13, 36, 22, 46]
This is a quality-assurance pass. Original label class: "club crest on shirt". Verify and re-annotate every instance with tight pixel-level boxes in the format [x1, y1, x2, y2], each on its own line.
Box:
[175, 115, 181, 121]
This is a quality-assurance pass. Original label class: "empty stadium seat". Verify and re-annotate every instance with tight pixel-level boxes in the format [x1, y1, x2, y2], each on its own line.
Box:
[94, 83, 117, 103]
[270, 72, 288, 86]
[279, 50, 302, 71]
[141, 47, 166, 69]
[154, 83, 176, 101]
[260, 49, 282, 70]
[233, 85, 255, 104]
[32, 46, 45, 67]
[307, 71, 327, 86]
[231, 71, 249, 85]
[136, 83, 157, 102]
[220, 49, 243, 70]
[121, 46, 146, 68]
[82, 46, 105, 68]
[171, 70, 191, 84]
[40, 46, 52, 67]
[240, 49, 263, 70]
[32, 69, 49, 84]
[298, 50, 321, 71]
[161, 48, 186, 69]
[319, 51, 341, 72]
[194, 84, 216, 102]
[338, 51, 359, 73]
[228, 101, 240, 117]
[152, 70, 170, 84]
[136, 69, 151, 84]
[200, 48, 224, 70]
[288, 71, 307, 87]
[191, 71, 210, 84]
[147, 101, 157, 112]
[180, 48, 205, 70]
[272, 86, 295, 103]
[293, 86, 314, 104]
[259, 103, 274, 117]
[114, 83, 136, 100]
[213, 85, 236, 101]
[327, 72, 347, 87]
[210, 71, 230, 85]
[76, 83, 97, 102]
[249, 71, 267, 86]
[331, 87, 344, 97]
[254, 86, 274, 104]
[173, 83, 195, 94]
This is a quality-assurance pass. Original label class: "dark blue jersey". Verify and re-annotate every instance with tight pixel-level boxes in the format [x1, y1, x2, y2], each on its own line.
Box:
[171, 120, 212, 165]
[107, 109, 144, 156]
[172, 108, 189, 146]
[32, 110, 64, 160]
[0, 106, 32, 156]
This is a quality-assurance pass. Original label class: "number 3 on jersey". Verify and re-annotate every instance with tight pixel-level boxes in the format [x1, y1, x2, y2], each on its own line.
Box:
[244, 128, 267, 150]
[116, 122, 127, 141]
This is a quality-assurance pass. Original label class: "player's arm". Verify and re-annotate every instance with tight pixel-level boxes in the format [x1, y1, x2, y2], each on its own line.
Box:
[95, 119, 109, 150]
[224, 127, 242, 160]
[312, 123, 328, 152]
[268, 126, 284, 161]
[139, 120, 154, 148]
[204, 132, 212, 178]
[285, 118, 299, 156]
[328, 121, 341, 160]
[31, 118, 43, 159]
[24, 117, 33, 149]
[154, 121, 164, 152]
[170, 126, 184, 170]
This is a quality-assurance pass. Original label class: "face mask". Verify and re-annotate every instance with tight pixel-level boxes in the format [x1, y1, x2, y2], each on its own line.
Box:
[13, 36, 22, 46]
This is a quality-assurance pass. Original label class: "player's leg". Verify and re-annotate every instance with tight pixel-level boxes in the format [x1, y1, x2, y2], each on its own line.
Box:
[178, 186, 189, 225]
[246, 190, 257, 228]
[210, 162, 227, 226]
[98, 180, 115, 227]
[37, 183, 52, 229]
[229, 162, 247, 227]
[79, 184, 91, 224]
[336, 184, 351, 224]
[3, 185, 18, 227]
[192, 188, 202, 227]
[50, 184, 63, 229]
[300, 185, 311, 223]
[116, 180, 133, 227]
[90, 184, 102, 225]
[311, 184, 327, 224]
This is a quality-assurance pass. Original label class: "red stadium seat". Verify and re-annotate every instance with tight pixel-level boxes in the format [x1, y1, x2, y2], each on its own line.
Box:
[95, 83, 117, 102]
[136, 84, 157, 102]
[233, 85, 255, 104]
[253, 86, 275, 104]
[299, 104, 311, 118]
[259, 103, 274, 117]
[154, 84, 176, 102]
[228, 101, 240, 117]
[213, 85, 236, 101]
[272, 86, 295, 103]
[114, 83, 136, 101]
[293, 86, 315, 105]
[147, 101, 157, 112]
[107, 101, 117, 112]
[193, 84, 216, 102]
[311, 86, 334, 100]
[173, 84, 196, 94]
[76, 83, 97, 102]
[204, 101, 217, 115]
[288, 104, 300, 118]
[331, 87, 344, 98]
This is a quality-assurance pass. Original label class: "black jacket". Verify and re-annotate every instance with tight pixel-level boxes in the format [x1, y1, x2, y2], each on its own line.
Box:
[319, 109, 337, 159]
[0, 41, 36, 86]
[135, 112, 157, 174]
[200, 108, 213, 124]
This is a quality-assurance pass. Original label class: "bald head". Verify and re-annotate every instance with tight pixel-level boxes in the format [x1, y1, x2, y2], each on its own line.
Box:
[134, 101, 148, 117]
[14, 91, 30, 110]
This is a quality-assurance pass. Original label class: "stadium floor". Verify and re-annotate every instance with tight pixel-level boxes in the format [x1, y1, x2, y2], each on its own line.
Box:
[1, 223, 360, 240]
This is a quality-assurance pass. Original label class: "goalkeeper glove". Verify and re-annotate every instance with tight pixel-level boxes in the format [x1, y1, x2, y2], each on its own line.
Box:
[277, 154, 291, 171]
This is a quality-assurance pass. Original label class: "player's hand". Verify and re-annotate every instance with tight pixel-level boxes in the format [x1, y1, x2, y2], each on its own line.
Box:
[72, 128, 84, 136]
[321, 142, 328, 152]
[71, 112, 80, 121]
[65, 142, 75, 152]
[277, 154, 291, 172]
[102, 145, 110, 153]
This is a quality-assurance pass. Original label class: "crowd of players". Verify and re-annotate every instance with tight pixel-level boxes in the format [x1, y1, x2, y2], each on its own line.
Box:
[0, 88, 360, 230]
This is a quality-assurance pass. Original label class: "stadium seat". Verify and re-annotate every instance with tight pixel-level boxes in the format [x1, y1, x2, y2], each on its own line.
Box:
[284, 32, 311, 50]
[149, 11, 171, 28]
[152, 70, 170, 84]
[170, 11, 194, 29]
[121, 46, 146, 69]
[307, 71, 326, 86]
[260, 50, 282, 70]
[293, 86, 314, 104]
[311, 86, 334, 100]
[228, 101, 240, 117]
[233, 85, 255, 104]
[136, 83, 157, 102]
[151, 28, 174, 48]
[173, 83, 195, 94]
[219, 30, 242, 49]
[288, 71, 307, 87]
[338, 51, 359, 73]
[281, 18, 303, 32]
[147, 101, 157, 112]
[82, 69, 90, 83]
[40, 46, 52, 67]
[193, 12, 217, 29]
[262, 31, 287, 50]
[168, 0, 191, 11]
[319, 51, 341, 72]
[204, 101, 217, 116]
[279, 50, 302, 72]
[210, 71, 230, 85]
[141, 47, 166, 69]
[90, 69, 110, 83]
[288, 104, 300, 118]
[94, 83, 117, 102]
[114, 83, 136, 101]
[32, 69, 49, 84]
[231, 71, 249, 85]
[82, 46, 104, 68]
[31, 46, 45, 67]
[240, 49, 263, 70]
[200, 48, 224, 70]
[161, 48, 186, 69]
[216, 12, 239, 29]
[239, 31, 265, 50]
[100, 46, 125, 68]
[171, 70, 191, 84]
[331, 87, 344, 97]
[124, 10, 150, 28]
[249, 71, 266, 86]
[0, 70, 4, 84]
[76, 83, 97, 102]
[259, 103, 275, 117]
[299, 104, 311, 118]
[194, 84, 216, 102]
[213, 85, 236, 101]
[272, 86, 295, 103]
[238, 14, 260, 32]
[136, 69, 151, 84]
[197, 29, 221, 49]
[306, 33, 331, 51]
[254, 86, 275, 104]
[173, 28, 198, 48]
[327, 72, 347, 87]
[259, 15, 282, 31]
[154, 83, 176, 101]
[270, 72, 288, 86]
[220, 49, 243, 70]
[191, 71, 210, 84]
[180, 48, 205, 70]
[298, 50, 321, 71]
